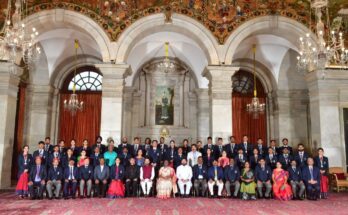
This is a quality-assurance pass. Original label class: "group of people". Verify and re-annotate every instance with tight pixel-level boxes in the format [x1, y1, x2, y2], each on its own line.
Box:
[15, 135, 329, 201]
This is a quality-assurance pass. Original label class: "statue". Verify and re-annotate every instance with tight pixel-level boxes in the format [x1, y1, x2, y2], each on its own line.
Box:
[161, 90, 169, 120]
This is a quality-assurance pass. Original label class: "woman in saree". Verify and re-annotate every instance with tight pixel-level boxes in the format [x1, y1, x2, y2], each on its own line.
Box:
[77, 150, 88, 167]
[314, 148, 329, 199]
[240, 161, 256, 200]
[156, 160, 177, 199]
[272, 161, 293, 200]
[107, 157, 125, 198]
[16, 145, 33, 198]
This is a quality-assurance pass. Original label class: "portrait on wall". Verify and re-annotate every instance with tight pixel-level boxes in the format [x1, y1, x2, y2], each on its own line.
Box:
[155, 86, 174, 125]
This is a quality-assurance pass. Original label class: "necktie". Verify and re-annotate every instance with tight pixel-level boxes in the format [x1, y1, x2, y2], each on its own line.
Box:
[54, 167, 57, 172]
[70, 167, 73, 179]
[309, 167, 313, 180]
[262, 166, 265, 171]
[219, 146, 222, 151]
[36, 165, 40, 177]
[300, 153, 303, 161]
[214, 167, 217, 179]
[293, 167, 296, 172]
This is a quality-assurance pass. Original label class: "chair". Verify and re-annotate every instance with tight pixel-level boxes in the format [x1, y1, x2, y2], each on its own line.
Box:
[329, 167, 348, 192]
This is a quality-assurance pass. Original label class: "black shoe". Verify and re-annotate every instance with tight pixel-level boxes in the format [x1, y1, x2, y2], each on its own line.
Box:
[48, 197, 53, 200]
[30, 197, 36, 200]
[72, 196, 76, 199]
[64, 197, 68, 200]
[80, 196, 84, 199]
[87, 195, 91, 198]
[55, 197, 61, 200]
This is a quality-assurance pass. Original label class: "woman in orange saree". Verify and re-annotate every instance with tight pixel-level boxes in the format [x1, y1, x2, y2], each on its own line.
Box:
[157, 160, 177, 199]
[272, 162, 292, 200]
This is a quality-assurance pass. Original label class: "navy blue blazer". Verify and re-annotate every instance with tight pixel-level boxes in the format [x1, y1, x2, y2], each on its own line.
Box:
[173, 154, 186, 168]
[314, 156, 329, 175]
[193, 164, 208, 180]
[287, 166, 303, 182]
[181, 146, 191, 157]
[110, 165, 125, 180]
[249, 155, 262, 169]
[117, 143, 131, 154]
[301, 166, 321, 184]
[92, 143, 107, 154]
[17, 154, 33, 177]
[224, 164, 240, 182]
[78, 146, 91, 157]
[293, 152, 309, 168]
[90, 153, 103, 167]
[238, 143, 253, 155]
[61, 155, 76, 169]
[148, 147, 162, 164]
[47, 166, 63, 181]
[224, 143, 238, 158]
[203, 144, 215, 156]
[33, 150, 49, 165]
[265, 154, 278, 169]
[165, 147, 178, 161]
[277, 145, 293, 155]
[255, 144, 267, 156]
[203, 155, 215, 168]
[278, 154, 293, 169]
[234, 154, 247, 169]
[48, 152, 62, 167]
[130, 144, 144, 157]
[207, 166, 224, 180]
[44, 144, 53, 154]
[79, 165, 94, 180]
[29, 165, 47, 182]
[214, 144, 225, 158]
[63, 166, 79, 180]
[119, 153, 131, 166]
[255, 165, 272, 182]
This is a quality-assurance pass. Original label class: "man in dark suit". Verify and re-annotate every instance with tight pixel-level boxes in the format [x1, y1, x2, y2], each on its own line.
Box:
[214, 138, 224, 158]
[224, 158, 240, 198]
[239, 135, 253, 155]
[63, 159, 79, 199]
[148, 140, 162, 168]
[28, 156, 47, 200]
[224, 136, 238, 159]
[207, 160, 224, 197]
[234, 148, 247, 170]
[33, 141, 49, 167]
[90, 146, 103, 168]
[79, 158, 93, 198]
[94, 157, 110, 198]
[44, 137, 53, 154]
[288, 160, 305, 200]
[302, 157, 321, 200]
[48, 145, 62, 168]
[61, 148, 76, 169]
[130, 137, 143, 157]
[118, 137, 131, 154]
[278, 148, 292, 170]
[293, 143, 309, 168]
[265, 147, 278, 169]
[92, 136, 106, 154]
[255, 138, 267, 156]
[46, 158, 63, 199]
[125, 158, 139, 197]
[119, 147, 131, 167]
[173, 147, 186, 169]
[255, 158, 272, 199]
[159, 137, 168, 156]
[269, 139, 279, 156]
[192, 156, 208, 197]
[203, 136, 215, 156]
[278, 138, 293, 155]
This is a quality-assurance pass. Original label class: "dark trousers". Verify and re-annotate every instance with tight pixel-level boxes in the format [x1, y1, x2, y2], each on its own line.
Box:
[64, 180, 77, 197]
[126, 179, 138, 197]
[194, 179, 207, 196]
[28, 182, 45, 199]
[95, 180, 107, 197]
[306, 183, 320, 200]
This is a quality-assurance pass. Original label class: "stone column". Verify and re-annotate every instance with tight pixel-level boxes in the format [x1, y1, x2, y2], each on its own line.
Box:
[0, 63, 22, 188]
[95, 64, 131, 144]
[203, 66, 239, 143]
[24, 84, 54, 150]
[305, 69, 346, 167]
[195, 89, 210, 142]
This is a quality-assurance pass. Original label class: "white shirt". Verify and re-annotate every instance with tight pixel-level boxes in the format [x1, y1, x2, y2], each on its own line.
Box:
[187, 151, 202, 167]
[176, 165, 193, 181]
[100, 165, 104, 173]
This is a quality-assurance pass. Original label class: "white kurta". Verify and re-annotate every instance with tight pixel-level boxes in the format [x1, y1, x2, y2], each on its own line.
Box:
[176, 165, 193, 195]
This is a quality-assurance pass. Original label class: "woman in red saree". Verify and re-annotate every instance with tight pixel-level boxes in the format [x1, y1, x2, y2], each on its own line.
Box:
[16, 145, 33, 198]
[157, 160, 177, 199]
[107, 158, 125, 198]
[314, 148, 329, 199]
[218, 151, 230, 168]
[272, 162, 292, 200]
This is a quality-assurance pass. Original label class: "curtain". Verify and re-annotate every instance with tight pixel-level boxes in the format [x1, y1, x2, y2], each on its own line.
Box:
[232, 93, 267, 145]
[59, 93, 101, 147]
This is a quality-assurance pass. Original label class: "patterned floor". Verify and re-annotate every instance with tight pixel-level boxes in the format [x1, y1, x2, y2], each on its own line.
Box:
[0, 192, 347, 215]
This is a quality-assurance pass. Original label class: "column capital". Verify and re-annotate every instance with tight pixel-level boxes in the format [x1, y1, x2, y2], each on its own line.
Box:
[202, 65, 239, 81]
[95, 63, 132, 79]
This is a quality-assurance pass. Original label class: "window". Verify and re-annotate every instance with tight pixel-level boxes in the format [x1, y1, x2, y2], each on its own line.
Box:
[232, 72, 254, 94]
[68, 71, 102, 91]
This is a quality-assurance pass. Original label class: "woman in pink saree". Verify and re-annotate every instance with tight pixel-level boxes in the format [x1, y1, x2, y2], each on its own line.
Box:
[157, 160, 177, 199]
[272, 162, 292, 200]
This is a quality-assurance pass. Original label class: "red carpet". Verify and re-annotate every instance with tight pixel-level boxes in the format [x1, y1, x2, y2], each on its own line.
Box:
[0, 192, 347, 215]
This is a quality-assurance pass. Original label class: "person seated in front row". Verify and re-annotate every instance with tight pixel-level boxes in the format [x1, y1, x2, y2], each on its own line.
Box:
[288, 160, 305, 200]
[240, 161, 256, 200]
[28, 156, 47, 200]
[46, 158, 63, 200]
[235, 148, 247, 170]
[94, 157, 109, 198]
[63, 159, 79, 199]
[193, 156, 208, 197]
[79, 158, 93, 198]
[125, 158, 139, 197]
[140, 158, 155, 197]
[157, 160, 177, 199]
[255, 158, 272, 199]
[177, 158, 193, 198]
[224, 158, 240, 198]
[302, 157, 321, 200]
[108, 157, 125, 198]
[207, 160, 224, 198]
[272, 161, 292, 200]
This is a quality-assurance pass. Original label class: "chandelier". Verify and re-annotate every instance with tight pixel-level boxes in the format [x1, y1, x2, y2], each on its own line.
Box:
[157, 42, 176, 73]
[297, 0, 347, 72]
[246, 44, 265, 118]
[0, 0, 41, 70]
[63, 40, 84, 115]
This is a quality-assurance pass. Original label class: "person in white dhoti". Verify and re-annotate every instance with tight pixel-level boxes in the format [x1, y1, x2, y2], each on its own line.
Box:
[176, 159, 193, 197]
[187, 144, 202, 167]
